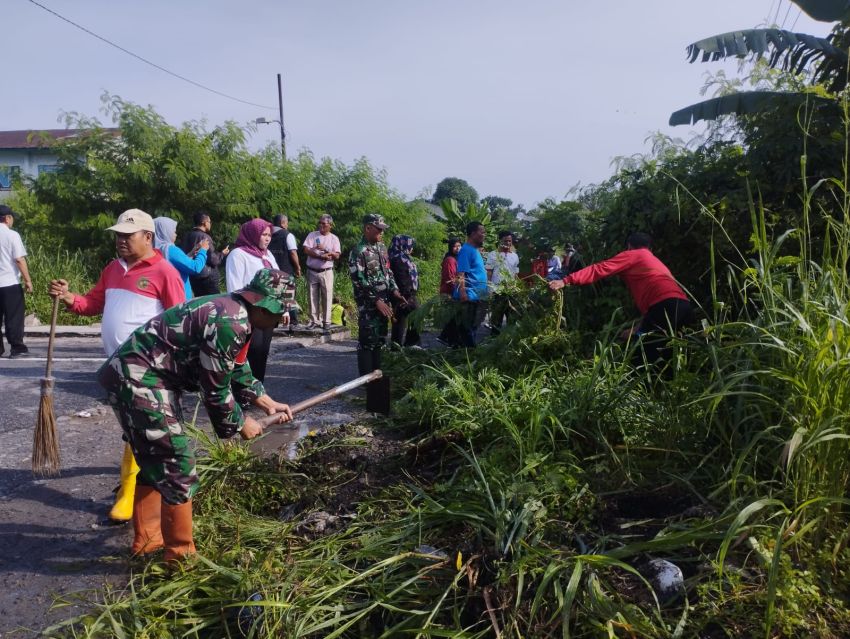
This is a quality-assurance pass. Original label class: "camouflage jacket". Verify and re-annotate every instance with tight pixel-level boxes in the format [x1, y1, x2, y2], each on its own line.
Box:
[107, 294, 266, 439]
[348, 238, 398, 308]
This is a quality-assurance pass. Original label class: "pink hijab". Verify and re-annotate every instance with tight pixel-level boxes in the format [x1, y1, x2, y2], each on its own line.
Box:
[235, 219, 273, 267]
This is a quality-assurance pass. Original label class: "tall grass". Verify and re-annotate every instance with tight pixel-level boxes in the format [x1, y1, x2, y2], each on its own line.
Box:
[45, 153, 850, 639]
[22, 240, 99, 325]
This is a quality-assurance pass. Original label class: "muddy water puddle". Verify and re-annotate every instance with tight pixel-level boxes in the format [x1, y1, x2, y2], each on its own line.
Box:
[252, 411, 358, 459]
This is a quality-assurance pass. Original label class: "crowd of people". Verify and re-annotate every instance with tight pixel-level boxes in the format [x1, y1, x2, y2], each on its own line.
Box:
[0, 203, 692, 564]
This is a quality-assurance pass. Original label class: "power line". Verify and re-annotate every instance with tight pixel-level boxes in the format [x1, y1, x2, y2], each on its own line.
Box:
[25, 0, 275, 110]
[780, 1, 793, 29]
[790, 9, 802, 31]
[766, 0, 777, 26]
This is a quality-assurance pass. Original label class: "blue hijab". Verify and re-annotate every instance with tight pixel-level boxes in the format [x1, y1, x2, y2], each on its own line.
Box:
[153, 217, 178, 258]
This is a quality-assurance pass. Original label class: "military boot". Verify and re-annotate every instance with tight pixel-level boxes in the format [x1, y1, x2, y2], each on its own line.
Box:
[130, 485, 164, 555]
[162, 499, 196, 563]
[357, 349, 374, 375]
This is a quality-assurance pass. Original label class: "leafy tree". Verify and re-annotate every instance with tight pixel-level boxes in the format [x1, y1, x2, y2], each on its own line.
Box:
[480, 195, 526, 233]
[17, 94, 442, 264]
[479, 195, 513, 211]
[577, 142, 758, 308]
[522, 199, 589, 254]
[431, 177, 479, 210]
[670, 0, 849, 125]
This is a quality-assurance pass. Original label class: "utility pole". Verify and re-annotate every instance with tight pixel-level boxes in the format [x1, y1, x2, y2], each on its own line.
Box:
[277, 73, 286, 160]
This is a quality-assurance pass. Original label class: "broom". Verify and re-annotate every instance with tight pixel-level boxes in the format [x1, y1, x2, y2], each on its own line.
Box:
[32, 296, 61, 476]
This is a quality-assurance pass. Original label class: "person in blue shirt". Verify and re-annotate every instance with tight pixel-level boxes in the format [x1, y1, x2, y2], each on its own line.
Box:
[154, 217, 208, 299]
[452, 220, 488, 347]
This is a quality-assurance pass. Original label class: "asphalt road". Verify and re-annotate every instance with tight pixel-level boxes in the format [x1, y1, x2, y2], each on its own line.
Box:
[0, 333, 363, 637]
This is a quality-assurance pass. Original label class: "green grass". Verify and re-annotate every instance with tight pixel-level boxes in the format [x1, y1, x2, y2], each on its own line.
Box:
[22, 239, 100, 325]
[39, 157, 850, 639]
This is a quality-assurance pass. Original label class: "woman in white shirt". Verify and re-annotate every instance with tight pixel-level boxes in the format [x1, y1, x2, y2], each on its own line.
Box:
[226, 219, 280, 381]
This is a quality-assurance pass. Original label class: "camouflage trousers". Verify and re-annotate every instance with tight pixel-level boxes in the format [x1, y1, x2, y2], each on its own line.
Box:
[357, 304, 389, 351]
[98, 359, 199, 505]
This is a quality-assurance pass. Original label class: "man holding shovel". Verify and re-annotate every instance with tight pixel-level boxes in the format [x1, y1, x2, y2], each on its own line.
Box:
[97, 268, 294, 562]
[50, 209, 186, 523]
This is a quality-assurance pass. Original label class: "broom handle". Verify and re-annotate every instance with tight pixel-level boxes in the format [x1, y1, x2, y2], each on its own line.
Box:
[44, 297, 60, 380]
[257, 370, 383, 427]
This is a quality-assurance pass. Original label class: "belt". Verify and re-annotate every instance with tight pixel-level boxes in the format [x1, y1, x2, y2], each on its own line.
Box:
[307, 266, 333, 273]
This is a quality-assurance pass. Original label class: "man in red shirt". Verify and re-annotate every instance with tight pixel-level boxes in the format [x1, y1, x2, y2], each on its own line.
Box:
[50, 209, 186, 523]
[548, 232, 692, 361]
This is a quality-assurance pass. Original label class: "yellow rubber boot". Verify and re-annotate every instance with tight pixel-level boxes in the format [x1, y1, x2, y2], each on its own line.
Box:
[109, 443, 139, 522]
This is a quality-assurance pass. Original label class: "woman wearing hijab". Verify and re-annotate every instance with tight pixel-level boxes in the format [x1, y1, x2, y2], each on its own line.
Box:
[225, 219, 283, 381]
[388, 234, 420, 347]
[437, 237, 462, 347]
[153, 217, 208, 299]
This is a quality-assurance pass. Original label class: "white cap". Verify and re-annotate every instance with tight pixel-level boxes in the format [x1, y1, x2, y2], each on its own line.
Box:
[107, 209, 155, 233]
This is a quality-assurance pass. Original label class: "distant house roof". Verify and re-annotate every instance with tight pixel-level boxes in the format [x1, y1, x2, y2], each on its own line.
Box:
[408, 199, 443, 221]
[0, 128, 119, 150]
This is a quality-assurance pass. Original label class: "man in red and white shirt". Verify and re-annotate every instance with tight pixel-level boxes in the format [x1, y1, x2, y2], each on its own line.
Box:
[549, 232, 692, 360]
[49, 208, 185, 523]
[51, 209, 185, 354]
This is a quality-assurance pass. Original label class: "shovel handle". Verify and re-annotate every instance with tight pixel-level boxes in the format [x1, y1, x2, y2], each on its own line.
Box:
[257, 370, 383, 427]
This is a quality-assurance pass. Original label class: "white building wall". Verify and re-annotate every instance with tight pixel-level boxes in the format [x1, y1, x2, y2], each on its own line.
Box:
[0, 149, 62, 177]
[0, 149, 63, 200]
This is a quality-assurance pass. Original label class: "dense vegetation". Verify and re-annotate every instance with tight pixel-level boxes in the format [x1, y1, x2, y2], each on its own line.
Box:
[11, 4, 850, 633]
[46, 204, 850, 637]
[9, 93, 445, 323]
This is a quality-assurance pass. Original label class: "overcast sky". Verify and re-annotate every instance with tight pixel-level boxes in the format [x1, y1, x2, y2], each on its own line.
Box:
[3, 1, 832, 208]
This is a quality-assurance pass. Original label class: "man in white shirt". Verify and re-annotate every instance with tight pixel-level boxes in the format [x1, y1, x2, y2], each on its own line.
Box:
[485, 230, 520, 335]
[0, 205, 33, 357]
[302, 214, 341, 331]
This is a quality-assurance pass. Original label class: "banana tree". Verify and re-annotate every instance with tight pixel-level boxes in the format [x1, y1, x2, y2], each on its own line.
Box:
[434, 198, 492, 240]
[669, 0, 850, 126]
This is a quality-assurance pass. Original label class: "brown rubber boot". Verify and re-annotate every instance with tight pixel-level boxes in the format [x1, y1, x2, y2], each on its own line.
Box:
[130, 485, 164, 555]
[161, 499, 196, 563]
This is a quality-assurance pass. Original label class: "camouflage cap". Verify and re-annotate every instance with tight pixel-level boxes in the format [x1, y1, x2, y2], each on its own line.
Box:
[237, 268, 295, 315]
[362, 213, 389, 230]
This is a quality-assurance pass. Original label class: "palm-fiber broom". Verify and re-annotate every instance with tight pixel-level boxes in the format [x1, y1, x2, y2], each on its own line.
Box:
[32, 296, 61, 476]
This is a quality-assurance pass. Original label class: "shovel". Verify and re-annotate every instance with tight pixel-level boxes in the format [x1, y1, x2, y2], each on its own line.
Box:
[257, 369, 390, 428]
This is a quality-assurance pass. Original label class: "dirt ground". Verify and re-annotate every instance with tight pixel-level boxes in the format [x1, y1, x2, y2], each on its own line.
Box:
[0, 333, 368, 638]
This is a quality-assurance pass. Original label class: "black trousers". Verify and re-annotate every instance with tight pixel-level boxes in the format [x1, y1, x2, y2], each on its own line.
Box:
[489, 293, 514, 335]
[639, 298, 693, 334]
[0, 283, 26, 353]
[391, 295, 420, 347]
[458, 302, 480, 348]
[189, 275, 220, 297]
[247, 326, 274, 382]
[637, 298, 693, 364]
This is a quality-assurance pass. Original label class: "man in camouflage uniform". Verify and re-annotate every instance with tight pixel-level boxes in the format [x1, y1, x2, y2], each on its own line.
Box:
[98, 268, 294, 562]
[348, 213, 407, 375]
